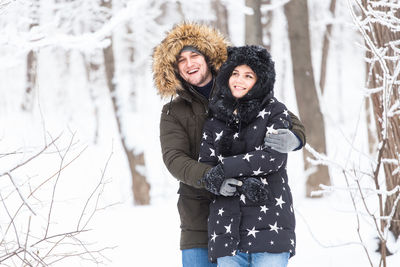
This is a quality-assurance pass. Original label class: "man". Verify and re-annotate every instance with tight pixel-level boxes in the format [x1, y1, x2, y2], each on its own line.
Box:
[152, 23, 305, 267]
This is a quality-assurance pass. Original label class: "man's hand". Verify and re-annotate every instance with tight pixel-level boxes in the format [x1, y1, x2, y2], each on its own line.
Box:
[264, 128, 301, 153]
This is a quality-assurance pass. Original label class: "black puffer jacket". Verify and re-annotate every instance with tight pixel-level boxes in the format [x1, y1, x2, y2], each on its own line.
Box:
[199, 46, 296, 262]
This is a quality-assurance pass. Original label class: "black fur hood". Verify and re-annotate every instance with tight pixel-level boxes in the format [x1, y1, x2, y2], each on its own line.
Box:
[209, 45, 276, 125]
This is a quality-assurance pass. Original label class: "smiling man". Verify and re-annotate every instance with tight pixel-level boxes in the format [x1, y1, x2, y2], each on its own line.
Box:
[152, 23, 306, 267]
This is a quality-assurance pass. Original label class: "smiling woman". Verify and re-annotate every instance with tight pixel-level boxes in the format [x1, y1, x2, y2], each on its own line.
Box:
[228, 64, 257, 99]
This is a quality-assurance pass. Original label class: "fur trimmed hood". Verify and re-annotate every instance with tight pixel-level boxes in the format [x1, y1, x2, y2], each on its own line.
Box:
[152, 22, 229, 98]
[209, 45, 276, 124]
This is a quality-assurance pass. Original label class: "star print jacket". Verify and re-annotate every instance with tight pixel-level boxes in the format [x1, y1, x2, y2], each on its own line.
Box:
[153, 26, 304, 251]
[198, 46, 296, 261]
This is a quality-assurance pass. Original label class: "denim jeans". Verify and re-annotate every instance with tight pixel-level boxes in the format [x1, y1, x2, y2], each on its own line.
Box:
[182, 248, 217, 267]
[217, 251, 290, 267]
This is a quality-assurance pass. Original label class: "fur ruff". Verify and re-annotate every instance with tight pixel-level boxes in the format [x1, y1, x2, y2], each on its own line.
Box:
[152, 22, 229, 98]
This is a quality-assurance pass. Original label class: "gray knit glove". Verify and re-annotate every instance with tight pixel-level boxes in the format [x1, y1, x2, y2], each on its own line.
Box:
[219, 178, 242, 196]
[202, 164, 241, 196]
[264, 128, 301, 153]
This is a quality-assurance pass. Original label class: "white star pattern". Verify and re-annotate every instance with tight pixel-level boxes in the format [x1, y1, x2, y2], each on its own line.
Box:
[275, 195, 286, 209]
[247, 226, 259, 238]
[257, 109, 269, 119]
[290, 239, 295, 246]
[261, 178, 268, 185]
[269, 221, 280, 234]
[211, 231, 218, 242]
[260, 205, 269, 214]
[243, 153, 253, 162]
[215, 130, 223, 141]
[253, 167, 263, 176]
[278, 161, 284, 169]
[270, 157, 275, 162]
[240, 194, 246, 204]
[198, 156, 202, 162]
[258, 217, 262, 221]
[209, 148, 216, 157]
[225, 224, 232, 234]
[266, 125, 277, 135]
[255, 145, 263, 150]
[270, 240, 274, 245]
[231, 250, 236, 256]
[253, 125, 257, 130]
[217, 154, 224, 163]
[283, 109, 289, 116]
[218, 208, 224, 216]
[233, 132, 239, 139]
[203, 132, 208, 140]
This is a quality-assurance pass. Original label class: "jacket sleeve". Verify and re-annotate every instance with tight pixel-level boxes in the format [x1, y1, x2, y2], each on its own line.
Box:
[222, 102, 291, 179]
[288, 110, 306, 148]
[198, 120, 219, 166]
[159, 106, 212, 189]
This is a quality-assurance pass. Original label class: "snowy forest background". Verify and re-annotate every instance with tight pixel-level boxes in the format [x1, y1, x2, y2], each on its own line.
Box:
[1, 0, 399, 266]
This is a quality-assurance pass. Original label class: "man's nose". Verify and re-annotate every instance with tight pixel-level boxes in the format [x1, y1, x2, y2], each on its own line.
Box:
[186, 58, 194, 67]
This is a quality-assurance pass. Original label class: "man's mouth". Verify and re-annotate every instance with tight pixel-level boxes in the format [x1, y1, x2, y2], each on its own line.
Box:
[187, 69, 199, 75]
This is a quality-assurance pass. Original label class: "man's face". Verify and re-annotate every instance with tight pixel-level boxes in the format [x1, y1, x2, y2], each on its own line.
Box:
[177, 51, 212, 87]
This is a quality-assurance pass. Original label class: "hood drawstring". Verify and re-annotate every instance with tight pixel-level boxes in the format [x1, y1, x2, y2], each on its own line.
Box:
[167, 95, 174, 115]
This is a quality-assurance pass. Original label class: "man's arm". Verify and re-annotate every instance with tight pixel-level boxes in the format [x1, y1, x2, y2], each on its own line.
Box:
[289, 111, 306, 147]
[159, 107, 211, 189]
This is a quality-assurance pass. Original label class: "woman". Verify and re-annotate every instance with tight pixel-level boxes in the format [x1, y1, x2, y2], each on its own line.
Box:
[199, 45, 295, 266]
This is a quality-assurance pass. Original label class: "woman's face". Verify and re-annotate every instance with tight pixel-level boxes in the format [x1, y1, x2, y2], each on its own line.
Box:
[228, 65, 257, 99]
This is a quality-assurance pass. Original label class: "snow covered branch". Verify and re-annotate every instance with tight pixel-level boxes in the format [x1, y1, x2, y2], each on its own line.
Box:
[0, 134, 114, 266]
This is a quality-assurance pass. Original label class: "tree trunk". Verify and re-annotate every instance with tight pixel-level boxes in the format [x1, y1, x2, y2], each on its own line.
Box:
[261, 0, 273, 51]
[245, 0, 263, 46]
[22, 0, 40, 111]
[319, 0, 336, 94]
[284, 0, 331, 197]
[102, 0, 150, 205]
[211, 0, 230, 38]
[361, 2, 400, 240]
[83, 54, 101, 144]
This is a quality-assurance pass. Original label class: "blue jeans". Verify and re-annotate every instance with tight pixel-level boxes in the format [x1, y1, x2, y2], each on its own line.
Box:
[182, 248, 217, 267]
[217, 251, 290, 267]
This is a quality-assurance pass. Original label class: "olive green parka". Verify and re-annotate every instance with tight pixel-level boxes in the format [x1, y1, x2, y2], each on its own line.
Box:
[152, 23, 306, 250]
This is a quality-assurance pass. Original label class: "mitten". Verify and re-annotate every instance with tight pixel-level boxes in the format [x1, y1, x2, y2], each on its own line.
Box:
[237, 177, 269, 203]
[202, 164, 225, 195]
